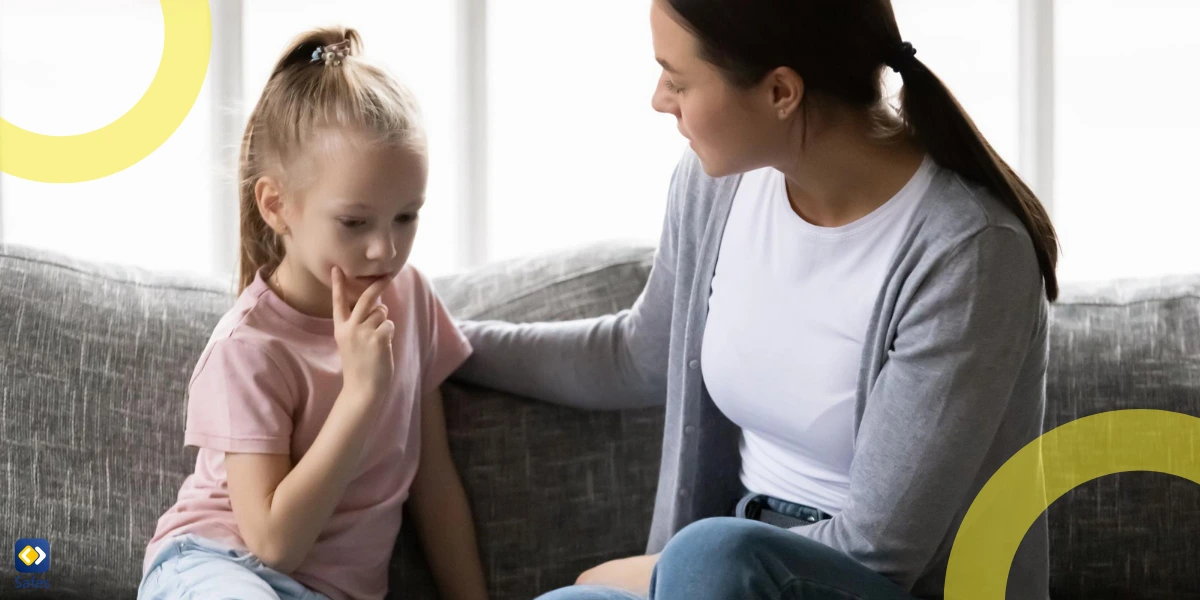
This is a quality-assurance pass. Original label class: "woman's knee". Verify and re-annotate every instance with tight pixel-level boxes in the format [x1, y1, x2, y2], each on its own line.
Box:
[664, 517, 768, 554]
[658, 517, 773, 575]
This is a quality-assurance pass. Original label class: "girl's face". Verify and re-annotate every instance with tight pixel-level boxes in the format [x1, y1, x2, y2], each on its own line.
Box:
[648, 1, 788, 178]
[268, 131, 428, 304]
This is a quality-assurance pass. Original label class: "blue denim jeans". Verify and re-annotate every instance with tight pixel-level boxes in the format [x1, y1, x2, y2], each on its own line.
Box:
[138, 534, 332, 600]
[537, 515, 917, 600]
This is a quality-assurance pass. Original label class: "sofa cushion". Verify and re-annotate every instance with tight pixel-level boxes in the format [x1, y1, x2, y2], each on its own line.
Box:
[5, 238, 1200, 600]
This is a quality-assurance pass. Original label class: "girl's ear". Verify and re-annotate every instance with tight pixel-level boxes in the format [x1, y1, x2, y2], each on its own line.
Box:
[255, 175, 289, 236]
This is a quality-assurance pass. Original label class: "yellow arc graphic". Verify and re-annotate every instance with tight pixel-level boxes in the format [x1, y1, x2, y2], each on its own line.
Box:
[0, 0, 212, 183]
[946, 409, 1200, 598]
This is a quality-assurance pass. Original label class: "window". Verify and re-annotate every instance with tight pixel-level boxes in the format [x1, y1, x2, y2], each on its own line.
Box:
[486, 0, 686, 263]
[3, 1, 1198, 285]
[889, 0, 1021, 168]
[488, 0, 1021, 263]
[0, 0, 216, 278]
[0, 0, 459, 282]
[1054, 0, 1200, 282]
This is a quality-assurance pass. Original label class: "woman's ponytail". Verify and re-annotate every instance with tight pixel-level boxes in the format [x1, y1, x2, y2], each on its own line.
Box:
[896, 58, 1060, 301]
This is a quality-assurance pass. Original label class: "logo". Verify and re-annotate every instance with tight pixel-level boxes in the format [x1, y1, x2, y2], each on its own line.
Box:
[13, 539, 50, 574]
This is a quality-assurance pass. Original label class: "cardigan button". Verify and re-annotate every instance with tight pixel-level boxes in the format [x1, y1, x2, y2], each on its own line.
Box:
[688, 359, 700, 370]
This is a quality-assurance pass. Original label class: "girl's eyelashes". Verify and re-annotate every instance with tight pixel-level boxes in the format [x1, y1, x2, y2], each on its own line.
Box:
[336, 213, 419, 229]
[664, 79, 683, 93]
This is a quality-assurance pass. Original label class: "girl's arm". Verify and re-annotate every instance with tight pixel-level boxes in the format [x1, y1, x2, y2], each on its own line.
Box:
[408, 386, 488, 600]
[226, 270, 396, 574]
[225, 382, 381, 573]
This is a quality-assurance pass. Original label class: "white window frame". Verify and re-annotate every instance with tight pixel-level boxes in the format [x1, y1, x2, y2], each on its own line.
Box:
[1019, 0, 1055, 213]
[456, 0, 489, 269]
[211, 0, 243, 277]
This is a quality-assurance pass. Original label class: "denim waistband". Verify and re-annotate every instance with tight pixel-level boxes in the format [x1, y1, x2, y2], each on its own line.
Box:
[735, 489, 834, 526]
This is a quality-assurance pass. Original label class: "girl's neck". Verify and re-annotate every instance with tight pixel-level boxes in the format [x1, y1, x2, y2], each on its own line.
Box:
[267, 259, 335, 319]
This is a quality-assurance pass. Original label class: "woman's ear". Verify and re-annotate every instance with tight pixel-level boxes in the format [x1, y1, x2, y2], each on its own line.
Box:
[255, 175, 289, 236]
[767, 66, 805, 120]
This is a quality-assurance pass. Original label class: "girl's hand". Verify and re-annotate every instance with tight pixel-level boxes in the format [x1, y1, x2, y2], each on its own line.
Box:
[576, 553, 660, 596]
[331, 266, 394, 398]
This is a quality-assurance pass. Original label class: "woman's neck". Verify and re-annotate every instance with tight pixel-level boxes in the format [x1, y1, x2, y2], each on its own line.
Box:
[774, 112, 926, 228]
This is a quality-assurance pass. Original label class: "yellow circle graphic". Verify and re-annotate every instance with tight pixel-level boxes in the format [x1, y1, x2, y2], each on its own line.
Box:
[0, 1, 212, 183]
[945, 409, 1200, 598]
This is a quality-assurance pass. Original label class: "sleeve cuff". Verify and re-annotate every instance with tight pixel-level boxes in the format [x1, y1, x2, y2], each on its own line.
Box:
[184, 430, 291, 454]
[422, 334, 474, 396]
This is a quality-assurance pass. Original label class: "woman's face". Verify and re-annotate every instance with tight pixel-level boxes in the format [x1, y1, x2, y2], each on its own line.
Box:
[649, 1, 785, 177]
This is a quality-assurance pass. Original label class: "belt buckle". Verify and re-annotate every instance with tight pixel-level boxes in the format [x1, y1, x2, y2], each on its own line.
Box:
[735, 493, 768, 520]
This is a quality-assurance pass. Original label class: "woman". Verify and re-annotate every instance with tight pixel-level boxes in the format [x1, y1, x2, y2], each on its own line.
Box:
[454, 1, 1056, 598]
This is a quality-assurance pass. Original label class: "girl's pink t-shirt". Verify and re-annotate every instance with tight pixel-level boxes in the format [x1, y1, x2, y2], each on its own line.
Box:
[143, 265, 472, 600]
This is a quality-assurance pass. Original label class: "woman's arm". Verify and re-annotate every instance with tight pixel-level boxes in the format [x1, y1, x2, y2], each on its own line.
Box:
[452, 161, 691, 411]
[409, 387, 488, 600]
[789, 226, 1047, 590]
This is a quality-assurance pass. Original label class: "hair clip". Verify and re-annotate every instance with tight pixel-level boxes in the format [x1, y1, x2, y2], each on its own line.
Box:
[310, 40, 351, 67]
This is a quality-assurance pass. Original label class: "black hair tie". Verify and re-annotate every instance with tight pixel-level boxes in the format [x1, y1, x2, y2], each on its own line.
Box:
[886, 41, 918, 74]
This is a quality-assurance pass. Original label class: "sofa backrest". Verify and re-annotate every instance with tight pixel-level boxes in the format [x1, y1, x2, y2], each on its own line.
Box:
[3, 242, 1199, 599]
[1045, 276, 1200, 599]
[0, 242, 662, 600]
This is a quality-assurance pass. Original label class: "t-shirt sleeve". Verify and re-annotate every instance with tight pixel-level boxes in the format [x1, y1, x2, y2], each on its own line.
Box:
[420, 284, 473, 397]
[184, 339, 296, 454]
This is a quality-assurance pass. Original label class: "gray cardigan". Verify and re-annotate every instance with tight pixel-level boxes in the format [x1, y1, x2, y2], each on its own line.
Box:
[454, 149, 1050, 600]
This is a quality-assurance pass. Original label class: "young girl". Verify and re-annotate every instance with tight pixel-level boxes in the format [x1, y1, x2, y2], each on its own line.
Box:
[139, 28, 488, 600]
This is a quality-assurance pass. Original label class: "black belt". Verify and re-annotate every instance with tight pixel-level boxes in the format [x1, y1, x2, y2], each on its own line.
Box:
[735, 491, 835, 529]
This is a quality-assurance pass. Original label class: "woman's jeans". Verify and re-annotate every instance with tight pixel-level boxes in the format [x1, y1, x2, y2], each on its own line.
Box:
[536, 494, 917, 600]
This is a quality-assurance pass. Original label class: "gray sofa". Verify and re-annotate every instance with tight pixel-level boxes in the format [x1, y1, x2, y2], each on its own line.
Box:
[1, 241, 1197, 599]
